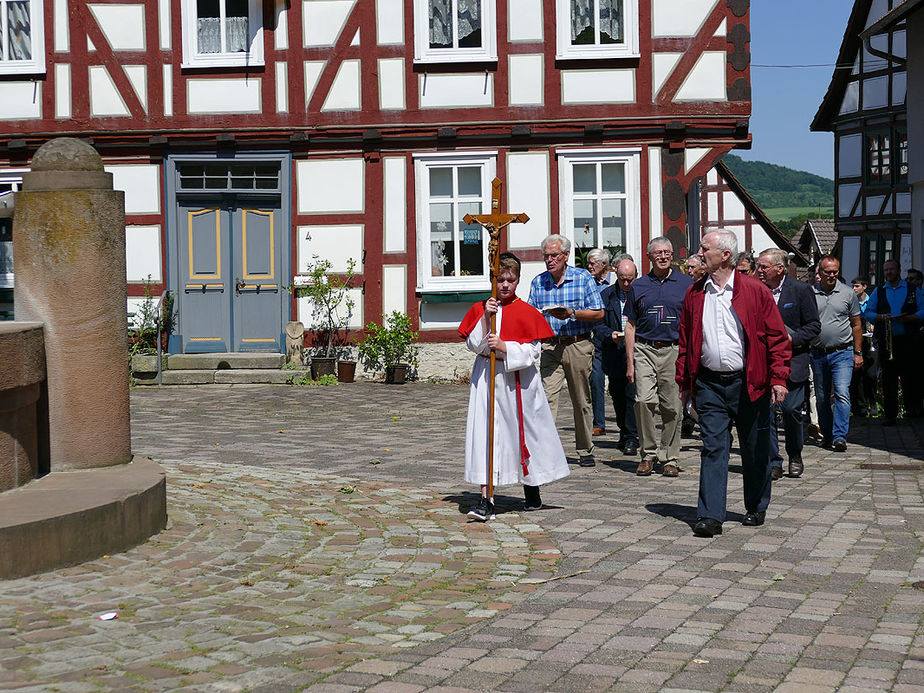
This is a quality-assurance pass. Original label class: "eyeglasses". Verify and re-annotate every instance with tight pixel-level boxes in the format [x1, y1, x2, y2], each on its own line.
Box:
[651, 250, 672, 258]
[820, 269, 839, 276]
[543, 253, 565, 260]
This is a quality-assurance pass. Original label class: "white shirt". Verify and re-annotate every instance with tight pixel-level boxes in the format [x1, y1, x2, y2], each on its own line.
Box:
[770, 276, 784, 305]
[701, 270, 745, 372]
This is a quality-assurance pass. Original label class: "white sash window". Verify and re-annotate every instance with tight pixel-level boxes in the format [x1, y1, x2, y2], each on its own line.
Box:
[181, 0, 263, 68]
[0, 0, 44, 75]
[556, 0, 637, 59]
[415, 0, 496, 63]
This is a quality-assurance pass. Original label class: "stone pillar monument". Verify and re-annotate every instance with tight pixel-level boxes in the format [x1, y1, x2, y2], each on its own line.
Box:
[12, 138, 131, 469]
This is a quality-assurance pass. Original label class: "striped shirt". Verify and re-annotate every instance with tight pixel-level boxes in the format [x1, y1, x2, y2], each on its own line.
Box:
[528, 265, 604, 337]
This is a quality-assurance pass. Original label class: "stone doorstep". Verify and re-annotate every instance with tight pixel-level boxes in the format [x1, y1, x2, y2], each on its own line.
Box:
[0, 457, 167, 579]
[134, 369, 315, 385]
[131, 353, 286, 374]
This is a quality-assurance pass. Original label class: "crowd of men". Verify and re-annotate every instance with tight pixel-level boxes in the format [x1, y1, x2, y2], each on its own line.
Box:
[524, 229, 924, 536]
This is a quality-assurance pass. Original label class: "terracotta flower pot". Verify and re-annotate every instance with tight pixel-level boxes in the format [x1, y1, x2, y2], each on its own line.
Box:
[337, 359, 356, 383]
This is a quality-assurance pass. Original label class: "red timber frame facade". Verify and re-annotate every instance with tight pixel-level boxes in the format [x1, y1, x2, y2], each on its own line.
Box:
[1, 0, 752, 348]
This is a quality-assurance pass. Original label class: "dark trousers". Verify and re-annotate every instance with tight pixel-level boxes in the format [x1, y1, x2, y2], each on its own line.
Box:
[769, 379, 805, 468]
[695, 370, 772, 523]
[881, 335, 918, 420]
[849, 341, 879, 416]
[602, 344, 638, 445]
[591, 343, 606, 428]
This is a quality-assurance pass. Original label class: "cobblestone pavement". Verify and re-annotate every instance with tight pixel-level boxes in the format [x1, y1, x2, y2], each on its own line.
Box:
[1, 382, 923, 692]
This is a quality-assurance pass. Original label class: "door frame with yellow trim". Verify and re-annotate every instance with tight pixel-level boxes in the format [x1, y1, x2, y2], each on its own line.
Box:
[166, 153, 291, 354]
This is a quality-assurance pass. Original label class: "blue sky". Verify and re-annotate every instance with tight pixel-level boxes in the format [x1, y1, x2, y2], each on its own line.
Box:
[735, 0, 855, 180]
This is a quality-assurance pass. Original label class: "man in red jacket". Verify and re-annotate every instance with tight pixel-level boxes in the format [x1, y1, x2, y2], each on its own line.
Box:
[677, 230, 791, 538]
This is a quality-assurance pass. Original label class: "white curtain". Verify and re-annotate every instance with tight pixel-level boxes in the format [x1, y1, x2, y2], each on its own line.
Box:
[197, 14, 248, 53]
[7, 1, 32, 60]
[570, 0, 593, 42]
[197, 16, 221, 53]
[456, 0, 480, 45]
[429, 0, 480, 48]
[570, 0, 621, 43]
[225, 15, 248, 52]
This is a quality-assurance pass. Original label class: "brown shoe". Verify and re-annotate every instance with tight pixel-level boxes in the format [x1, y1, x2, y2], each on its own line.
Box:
[636, 459, 654, 476]
[771, 466, 783, 480]
[662, 463, 679, 477]
[592, 427, 606, 436]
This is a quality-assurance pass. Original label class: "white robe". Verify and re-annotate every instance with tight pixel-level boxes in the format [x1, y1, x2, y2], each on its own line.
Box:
[463, 308, 570, 487]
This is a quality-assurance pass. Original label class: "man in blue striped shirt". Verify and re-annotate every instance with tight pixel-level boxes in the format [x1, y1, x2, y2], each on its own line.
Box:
[528, 234, 604, 467]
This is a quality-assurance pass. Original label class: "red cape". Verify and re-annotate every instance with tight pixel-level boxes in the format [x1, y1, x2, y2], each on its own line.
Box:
[458, 298, 554, 344]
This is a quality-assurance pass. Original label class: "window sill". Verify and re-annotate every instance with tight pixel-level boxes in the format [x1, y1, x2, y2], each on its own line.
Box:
[420, 290, 492, 304]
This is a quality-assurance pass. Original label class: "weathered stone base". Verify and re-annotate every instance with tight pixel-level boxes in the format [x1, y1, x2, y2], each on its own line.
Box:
[0, 457, 167, 579]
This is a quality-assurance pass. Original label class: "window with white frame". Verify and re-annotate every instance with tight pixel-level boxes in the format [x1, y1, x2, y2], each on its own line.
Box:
[181, 0, 263, 69]
[415, 153, 496, 291]
[0, 0, 45, 75]
[555, 0, 637, 60]
[558, 150, 640, 262]
[414, 0, 496, 63]
[0, 173, 24, 290]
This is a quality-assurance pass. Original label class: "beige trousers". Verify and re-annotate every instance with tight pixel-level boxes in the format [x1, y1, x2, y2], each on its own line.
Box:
[540, 338, 595, 458]
[633, 341, 682, 463]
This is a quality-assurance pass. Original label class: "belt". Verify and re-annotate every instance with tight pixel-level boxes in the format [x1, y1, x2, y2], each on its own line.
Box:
[548, 333, 590, 346]
[637, 337, 677, 348]
[699, 367, 744, 382]
[813, 343, 851, 354]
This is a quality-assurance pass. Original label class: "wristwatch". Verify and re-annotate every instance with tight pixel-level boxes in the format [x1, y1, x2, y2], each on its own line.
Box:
[571, 309, 576, 319]
[854, 350, 862, 355]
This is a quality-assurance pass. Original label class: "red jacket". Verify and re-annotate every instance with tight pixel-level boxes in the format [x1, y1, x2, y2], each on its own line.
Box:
[676, 272, 791, 402]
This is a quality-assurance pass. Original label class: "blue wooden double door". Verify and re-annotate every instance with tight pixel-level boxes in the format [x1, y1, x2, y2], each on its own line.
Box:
[178, 201, 285, 353]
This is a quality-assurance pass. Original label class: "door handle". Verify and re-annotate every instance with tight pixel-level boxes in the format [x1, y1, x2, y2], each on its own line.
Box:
[235, 277, 245, 295]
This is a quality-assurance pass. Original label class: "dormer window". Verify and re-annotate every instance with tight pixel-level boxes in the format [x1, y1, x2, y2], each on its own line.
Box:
[415, 0, 496, 63]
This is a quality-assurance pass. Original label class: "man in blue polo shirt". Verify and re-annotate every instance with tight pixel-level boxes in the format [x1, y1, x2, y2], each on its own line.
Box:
[529, 234, 604, 467]
[863, 258, 924, 424]
[625, 236, 693, 476]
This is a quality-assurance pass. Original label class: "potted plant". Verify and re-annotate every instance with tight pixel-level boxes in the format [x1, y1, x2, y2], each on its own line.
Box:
[357, 310, 419, 383]
[293, 255, 356, 379]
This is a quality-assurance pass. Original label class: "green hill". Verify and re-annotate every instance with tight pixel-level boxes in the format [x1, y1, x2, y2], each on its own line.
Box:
[722, 154, 834, 211]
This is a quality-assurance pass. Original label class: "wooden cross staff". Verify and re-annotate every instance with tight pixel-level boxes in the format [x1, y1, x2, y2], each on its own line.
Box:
[463, 178, 529, 502]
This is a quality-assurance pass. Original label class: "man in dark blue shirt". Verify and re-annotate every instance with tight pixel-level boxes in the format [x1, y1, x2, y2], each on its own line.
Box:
[625, 237, 693, 476]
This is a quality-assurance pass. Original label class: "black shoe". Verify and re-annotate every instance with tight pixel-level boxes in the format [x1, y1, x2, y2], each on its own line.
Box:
[681, 419, 695, 437]
[693, 517, 723, 537]
[788, 456, 804, 478]
[832, 438, 847, 452]
[771, 466, 783, 481]
[579, 455, 595, 467]
[742, 511, 765, 526]
[523, 485, 542, 511]
[622, 441, 638, 456]
[467, 497, 495, 521]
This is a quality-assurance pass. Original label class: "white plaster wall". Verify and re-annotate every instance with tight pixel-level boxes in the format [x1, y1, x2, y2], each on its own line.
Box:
[707, 192, 718, 221]
[322, 60, 361, 111]
[652, 52, 681, 98]
[127, 297, 148, 327]
[124, 65, 148, 111]
[508, 0, 543, 41]
[839, 183, 861, 217]
[706, 168, 718, 185]
[749, 226, 775, 255]
[54, 0, 68, 51]
[378, 58, 406, 110]
[652, 0, 717, 37]
[867, 195, 885, 215]
[89, 66, 129, 117]
[419, 73, 493, 109]
[724, 225, 745, 251]
[298, 287, 364, 330]
[382, 265, 407, 315]
[896, 192, 911, 214]
[276, 62, 288, 112]
[297, 159, 365, 214]
[376, 0, 403, 43]
[561, 70, 635, 104]
[89, 4, 145, 50]
[649, 147, 663, 238]
[158, 0, 170, 49]
[126, 225, 162, 282]
[304, 61, 326, 103]
[685, 148, 710, 175]
[840, 82, 859, 114]
[298, 224, 363, 274]
[863, 75, 889, 111]
[722, 192, 745, 220]
[675, 52, 726, 101]
[506, 151, 549, 248]
[892, 71, 907, 107]
[508, 54, 543, 106]
[274, 0, 288, 49]
[303, 0, 354, 46]
[383, 157, 407, 253]
[838, 133, 862, 178]
[519, 261, 545, 300]
[162, 65, 173, 116]
[842, 236, 861, 282]
[419, 301, 470, 330]
[187, 78, 262, 114]
[105, 164, 161, 215]
[54, 64, 71, 119]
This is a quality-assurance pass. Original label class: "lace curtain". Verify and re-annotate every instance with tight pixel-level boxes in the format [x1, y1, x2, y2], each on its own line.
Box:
[570, 0, 622, 43]
[197, 15, 248, 53]
[429, 0, 480, 48]
[7, 1, 32, 60]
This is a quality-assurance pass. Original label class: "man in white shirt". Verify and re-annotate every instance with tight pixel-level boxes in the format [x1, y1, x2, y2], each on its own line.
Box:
[676, 231, 791, 538]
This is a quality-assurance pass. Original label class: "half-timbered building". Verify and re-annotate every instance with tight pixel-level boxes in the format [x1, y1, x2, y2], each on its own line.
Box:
[811, 0, 910, 288]
[0, 0, 751, 364]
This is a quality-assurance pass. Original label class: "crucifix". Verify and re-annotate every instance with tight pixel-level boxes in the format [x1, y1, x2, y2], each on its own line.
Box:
[463, 177, 529, 502]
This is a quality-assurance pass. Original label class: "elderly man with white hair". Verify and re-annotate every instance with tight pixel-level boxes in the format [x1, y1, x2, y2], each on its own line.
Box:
[529, 235, 605, 467]
[676, 230, 791, 537]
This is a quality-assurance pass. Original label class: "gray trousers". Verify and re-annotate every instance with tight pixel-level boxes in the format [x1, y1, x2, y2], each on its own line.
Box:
[633, 341, 682, 463]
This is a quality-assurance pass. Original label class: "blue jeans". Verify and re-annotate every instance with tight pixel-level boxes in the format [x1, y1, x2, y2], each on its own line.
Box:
[695, 370, 772, 522]
[809, 348, 853, 443]
[591, 343, 606, 428]
[769, 380, 806, 468]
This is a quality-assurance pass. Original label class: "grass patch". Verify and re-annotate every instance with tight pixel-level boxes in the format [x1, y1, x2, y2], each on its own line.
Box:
[764, 206, 834, 222]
